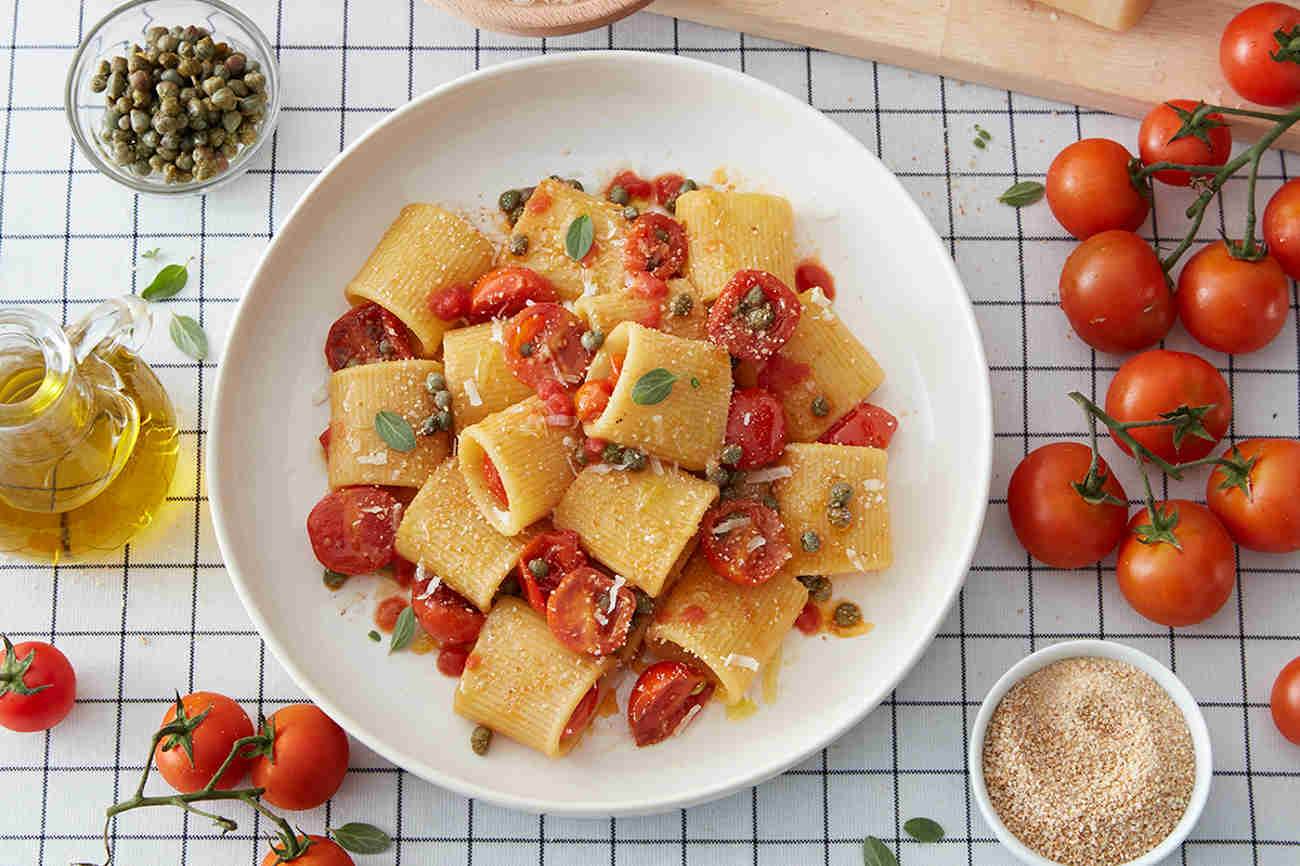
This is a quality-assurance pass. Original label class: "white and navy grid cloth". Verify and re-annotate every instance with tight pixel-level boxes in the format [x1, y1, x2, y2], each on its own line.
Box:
[2, 3, 1300, 865]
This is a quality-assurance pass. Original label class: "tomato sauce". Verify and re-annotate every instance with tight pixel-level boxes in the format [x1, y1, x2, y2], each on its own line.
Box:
[794, 258, 836, 300]
[374, 597, 408, 632]
[437, 645, 470, 676]
[794, 602, 822, 635]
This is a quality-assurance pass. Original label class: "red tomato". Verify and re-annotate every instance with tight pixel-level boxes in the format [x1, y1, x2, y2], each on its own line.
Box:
[756, 354, 811, 396]
[249, 704, 348, 811]
[583, 437, 607, 463]
[536, 377, 576, 418]
[627, 661, 714, 747]
[1116, 500, 1236, 627]
[625, 213, 688, 280]
[1058, 230, 1176, 354]
[1177, 241, 1290, 355]
[517, 529, 588, 615]
[0, 637, 75, 733]
[1105, 350, 1231, 463]
[1271, 657, 1300, 744]
[699, 499, 792, 586]
[437, 646, 470, 677]
[412, 579, 485, 645]
[503, 303, 593, 390]
[482, 454, 508, 509]
[724, 387, 786, 469]
[429, 284, 471, 322]
[627, 270, 670, 300]
[1206, 439, 1300, 553]
[574, 379, 614, 424]
[794, 259, 835, 300]
[469, 266, 558, 321]
[818, 402, 898, 449]
[563, 685, 601, 743]
[261, 835, 354, 866]
[155, 692, 254, 793]
[546, 566, 636, 656]
[1220, 3, 1300, 106]
[306, 487, 400, 575]
[1138, 100, 1232, 187]
[323, 303, 418, 370]
[1007, 443, 1129, 568]
[318, 426, 331, 457]
[706, 270, 801, 361]
[390, 555, 416, 587]
[1263, 178, 1300, 278]
[794, 602, 822, 635]
[1046, 139, 1149, 240]
[373, 597, 407, 632]
[653, 173, 687, 206]
[607, 170, 653, 200]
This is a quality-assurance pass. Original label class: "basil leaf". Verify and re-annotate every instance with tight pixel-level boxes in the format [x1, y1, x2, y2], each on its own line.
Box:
[169, 315, 208, 360]
[374, 411, 417, 452]
[903, 817, 944, 843]
[331, 822, 393, 854]
[998, 180, 1045, 208]
[565, 214, 594, 261]
[631, 368, 678, 405]
[142, 263, 189, 300]
[389, 605, 416, 654]
[862, 837, 898, 866]
[323, 569, 349, 590]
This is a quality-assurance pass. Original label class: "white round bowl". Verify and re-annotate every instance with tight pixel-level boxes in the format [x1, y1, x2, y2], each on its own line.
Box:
[969, 639, 1213, 866]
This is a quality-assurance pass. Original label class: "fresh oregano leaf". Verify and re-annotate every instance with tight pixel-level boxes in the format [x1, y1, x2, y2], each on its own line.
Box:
[998, 180, 1046, 208]
[903, 817, 945, 843]
[169, 315, 208, 360]
[142, 262, 189, 300]
[862, 836, 898, 866]
[389, 605, 416, 654]
[331, 822, 393, 854]
[565, 214, 594, 261]
[631, 368, 678, 405]
[374, 411, 417, 452]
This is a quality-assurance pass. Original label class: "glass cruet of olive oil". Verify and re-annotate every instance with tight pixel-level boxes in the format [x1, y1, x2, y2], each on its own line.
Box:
[0, 297, 178, 561]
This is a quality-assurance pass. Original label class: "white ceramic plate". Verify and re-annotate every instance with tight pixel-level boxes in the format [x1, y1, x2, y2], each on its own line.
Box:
[210, 52, 992, 816]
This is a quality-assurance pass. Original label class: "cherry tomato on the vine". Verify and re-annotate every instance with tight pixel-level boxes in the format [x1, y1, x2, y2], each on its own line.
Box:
[1177, 241, 1289, 355]
[1138, 100, 1231, 187]
[154, 692, 254, 793]
[1263, 178, 1300, 278]
[1105, 350, 1232, 463]
[1046, 139, 1149, 240]
[1220, 3, 1300, 107]
[261, 835, 354, 866]
[249, 704, 349, 811]
[1116, 500, 1236, 627]
[1059, 230, 1176, 354]
[1271, 657, 1300, 745]
[1007, 443, 1129, 569]
[1206, 438, 1300, 553]
[627, 661, 715, 747]
[0, 637, 76, 733]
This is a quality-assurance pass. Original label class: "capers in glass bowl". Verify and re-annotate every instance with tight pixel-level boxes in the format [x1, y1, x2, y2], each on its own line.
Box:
[65, 0, 279, 195]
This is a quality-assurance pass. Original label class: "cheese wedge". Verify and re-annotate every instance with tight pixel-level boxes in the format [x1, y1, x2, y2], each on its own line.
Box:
[1039, 0, 1152, 31]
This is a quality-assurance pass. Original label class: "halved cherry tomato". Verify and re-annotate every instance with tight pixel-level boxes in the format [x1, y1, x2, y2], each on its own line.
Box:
[318, 427, 331, 457]
[706, 270, 801, 361]
[535, 377, 575, 418]
[1271, 657, 1300, 744]
[390, 555, 416, 587]
[1105, 350, 1231, 463]
[653, 173, 687, 206]
[607, 170, 653, 200]
[818, 402, 898, 448]
[469, 266, 558, 322]
[155, 692, 254, 793]
[482, 454, 508, 509]
[625, 213, 688, 280]
[756, 354, 811, 395]
[437, 646, 470, 677]
[725, 387, 786, 469]
[306, 487, 400, 575]
[1220, 3, 1300, 107]
[1206, 438, 1300, 553]
[1263, 178, 1300, 278]
[582, 437, 608, 463]
[249, 704, 349, 811]
[546, 566, 635, 656]
[411, 578, 485, 646]
[1139, 100, 1232, 187]
[627, 661, 714, 747]
[324, 303, 418, 370]
[1046, 139, 1149, 240]
[0, 637, 76, 733]
[563, 684, 601, 743]
[1007, 443, 1129, 568]
[574, 379, 614, 424]
[429, 284, 471, 322]
[1059, 230, 1176, 354]
[503, 302, 594, 389]
[261, 835, 353, 866]
[794, 259, 835, 300]
[699, 499, 792, 586]
[794, 602, 822, 635]
[627, 270, 670, 300]
[1116, 500, 1236, 627]
[1177, 241, 1290, 355]
[517, 529, 588, 614]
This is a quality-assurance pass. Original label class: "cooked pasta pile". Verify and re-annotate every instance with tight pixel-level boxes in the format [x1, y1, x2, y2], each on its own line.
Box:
[306, 171, 896, 757]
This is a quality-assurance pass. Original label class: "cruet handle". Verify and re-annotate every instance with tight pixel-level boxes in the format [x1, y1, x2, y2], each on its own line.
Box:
[63, 296, 152, 364]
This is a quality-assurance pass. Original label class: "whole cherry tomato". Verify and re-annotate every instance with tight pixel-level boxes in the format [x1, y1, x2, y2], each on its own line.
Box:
[1263, 178, 1300, 278]
[1105, 350, 1231, 463]
[1046, 139, 1149, 240]
[250, 704, 349, 811]
[261, 835, 354, 866]
[1177, 241, 1289, 355]
[1271, 657, 1300, 745]
[1206, 439, 1300, 552]
[155, 692, 254, 793]
[1116, 500, 1236, 627]
[1059, 230, 1176, 354]
[1007, 443, 1129, 569]
[1138, 100, 1232, 186]
[627, 661, 715, 747]
[0, 636, 76, 733]
[1220, 3, 1300, 107]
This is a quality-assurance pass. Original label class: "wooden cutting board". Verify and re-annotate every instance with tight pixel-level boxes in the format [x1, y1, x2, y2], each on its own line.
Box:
[649, 0, 1300, 152]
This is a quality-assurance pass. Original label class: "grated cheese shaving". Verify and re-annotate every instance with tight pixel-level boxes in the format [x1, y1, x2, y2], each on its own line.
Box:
[464, 378, 483, 407]
[724, 653, 760, 671]
[490, 318, 505, 344]
[862, 478, 885, 492]
[745, 535, 767, 552]
[589, 463, 614, 474]
[415, 572, 442, 600]
[671, 702, 703, 738]
[607, 575, 626, 614]
[711, 515, 751, 535]
[356, 450, 389, 465]
[582, 274, 598, 297]
[650, 456, 664, 476]
[546, 414, 577, 428]
[745, 466, 792, 484]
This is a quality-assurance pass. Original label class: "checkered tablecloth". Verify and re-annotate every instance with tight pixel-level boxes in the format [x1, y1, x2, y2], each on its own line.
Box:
[2, 2, 1299, 864]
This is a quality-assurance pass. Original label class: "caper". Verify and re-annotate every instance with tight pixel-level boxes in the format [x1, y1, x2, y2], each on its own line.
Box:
[195, 36, 215, 59]
[608, 184, 629, 205]
[244, 70, 266, 92]
[800, 530, 821, 553]
[434, 390, 453, 411]
[622, 449, 648, 471]
[833, 602, 862, 628]
[508, 234, 529, 256]
[228, 79, 249, 98]
[131, 158, 152, 176]
[829, 482, 853, 507]
[433, 410, 453, 431]
[129, 110, 151, 133]
[518, 341, 534, 357]
[498, 189, 522, 213]
[705, 461, 731, 486]
[798, 574, 832, 603]
[669, 294, 693, 317]
[222, 111, 243, 133]
[211, 87, 237, 111]
[634, 591, 654, 617]
[811, 395, 829, 417]
[580, 330, 604, 352]
[827, 506, 852, 528]
[602, 443, 625, 464]
[106, 71, 127, 99]
[425, 371, 446, 394]
[110, 56, 128, 75]
[470, 725, 493, 756]
[622, 205, 639, 220]
[762, 492, 779, 510]
[719, 444, 743, 467]
[567, 178, 584, 191]
[680, 178, 698, 193]
[746, 304, 775, 330]
[225, 53, 246, 75]
[528, 558, 549, 578]
[238, 95, 264, 115]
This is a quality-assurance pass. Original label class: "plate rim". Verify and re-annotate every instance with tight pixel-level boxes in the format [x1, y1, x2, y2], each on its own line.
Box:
[209, 50, 993, 816]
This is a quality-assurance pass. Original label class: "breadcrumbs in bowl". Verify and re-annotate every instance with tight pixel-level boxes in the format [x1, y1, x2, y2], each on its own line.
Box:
[968, 640, 1212, 866]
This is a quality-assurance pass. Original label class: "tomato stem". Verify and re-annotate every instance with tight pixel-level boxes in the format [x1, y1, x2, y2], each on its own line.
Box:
[1068, 391, 1187, 478]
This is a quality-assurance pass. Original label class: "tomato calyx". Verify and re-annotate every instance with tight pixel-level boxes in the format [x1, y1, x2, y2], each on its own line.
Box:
[267, 831, 316, 863]
[1165, 100, 1229, 149]
[241, 715, 279, 764]
[1126, 155, 1154, 202]
[1070, 463, 1127, 508]
[1160, 403, 1220, 451]
[157, 691, 217, 769]
[1213, 445, 1259, 500]
[1270, 24, 1300, 64]
[1224, 232, 1271, 263]
[0, 634, 49, 698]
[1135, 500, 1184, 551]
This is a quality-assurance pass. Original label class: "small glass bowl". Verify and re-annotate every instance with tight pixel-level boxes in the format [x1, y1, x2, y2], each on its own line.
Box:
[64, 0, 280, 196]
